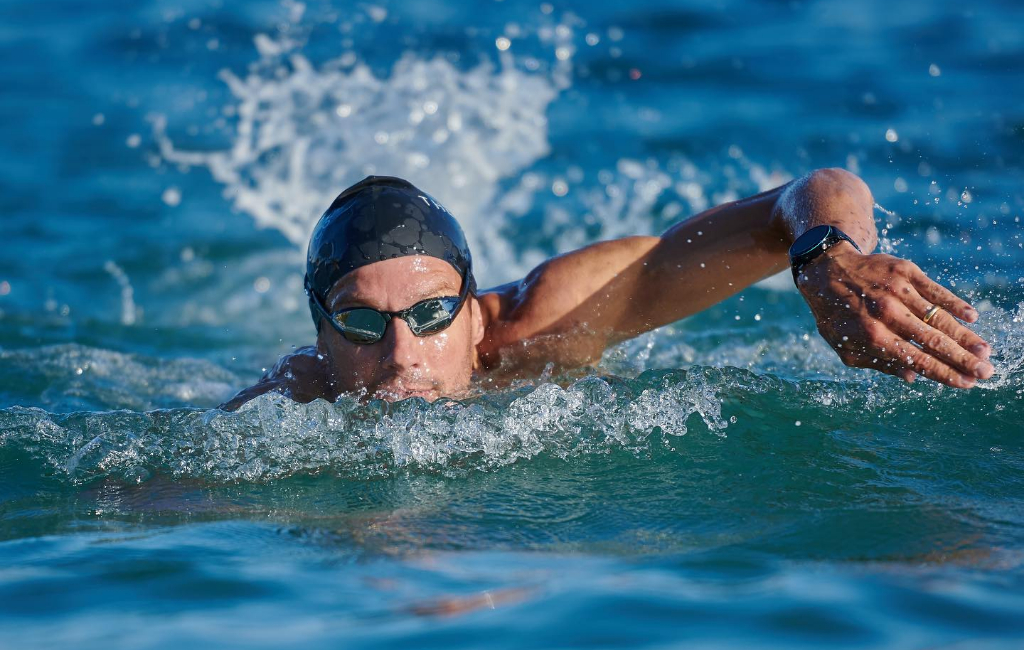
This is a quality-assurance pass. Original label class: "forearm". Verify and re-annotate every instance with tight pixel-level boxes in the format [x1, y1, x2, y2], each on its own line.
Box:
[621, 168, 877, 338]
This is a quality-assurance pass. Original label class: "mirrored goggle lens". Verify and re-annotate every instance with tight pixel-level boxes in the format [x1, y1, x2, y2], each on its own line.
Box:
[335, 309, 387, 344]
[406, 298, 459, 335]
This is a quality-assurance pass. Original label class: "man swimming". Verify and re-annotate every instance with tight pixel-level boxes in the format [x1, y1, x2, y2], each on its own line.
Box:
[220, 171, 994, 410]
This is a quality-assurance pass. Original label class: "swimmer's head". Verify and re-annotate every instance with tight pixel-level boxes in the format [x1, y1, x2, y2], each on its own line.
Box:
[305, 176, 483, 401]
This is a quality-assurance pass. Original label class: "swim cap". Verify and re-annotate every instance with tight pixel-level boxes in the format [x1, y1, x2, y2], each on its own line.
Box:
[305, 176, 476, 330]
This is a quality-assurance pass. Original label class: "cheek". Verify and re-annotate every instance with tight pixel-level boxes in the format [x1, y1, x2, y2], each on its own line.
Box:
[431, 332, 450, 354]
[323, 334, 377, 379]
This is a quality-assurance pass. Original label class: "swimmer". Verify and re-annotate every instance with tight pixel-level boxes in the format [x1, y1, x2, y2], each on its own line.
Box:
[220, 171, 994, 409]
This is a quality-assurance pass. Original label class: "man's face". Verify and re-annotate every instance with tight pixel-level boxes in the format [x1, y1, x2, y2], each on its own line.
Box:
[317, 256, 483, 402]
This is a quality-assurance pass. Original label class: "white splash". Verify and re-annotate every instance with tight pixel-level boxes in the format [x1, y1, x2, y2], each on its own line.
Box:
[103, 260, 139, 326]
[152, 25, 575, 286]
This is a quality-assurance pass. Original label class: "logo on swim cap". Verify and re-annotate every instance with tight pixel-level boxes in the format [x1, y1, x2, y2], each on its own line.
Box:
[304, 176, 476, 330]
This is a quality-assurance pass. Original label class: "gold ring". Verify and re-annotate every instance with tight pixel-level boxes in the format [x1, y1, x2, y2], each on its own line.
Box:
[922, 304, 942, 324]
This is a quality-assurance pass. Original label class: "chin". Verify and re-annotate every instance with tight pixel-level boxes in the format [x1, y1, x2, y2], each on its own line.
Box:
[372, 386, 442, 402]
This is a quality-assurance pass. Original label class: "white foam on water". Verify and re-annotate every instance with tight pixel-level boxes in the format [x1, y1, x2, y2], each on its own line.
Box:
[0, 344, 241, 411]
[152, 23, 575, 287]
[5, 339, 1021, 486]
[150, 12, 796, 294]
[1, 369, 733, 484]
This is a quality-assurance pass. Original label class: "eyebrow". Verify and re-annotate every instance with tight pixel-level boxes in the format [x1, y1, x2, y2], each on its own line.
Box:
[329, 279, 460, 311]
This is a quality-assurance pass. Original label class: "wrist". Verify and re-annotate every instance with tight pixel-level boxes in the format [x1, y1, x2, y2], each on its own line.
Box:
[793, 239, 859, 289]
[789, 224, 862, 285]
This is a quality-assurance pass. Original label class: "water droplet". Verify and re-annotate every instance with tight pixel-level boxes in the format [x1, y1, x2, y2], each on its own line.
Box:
[162, 187, 182, 207]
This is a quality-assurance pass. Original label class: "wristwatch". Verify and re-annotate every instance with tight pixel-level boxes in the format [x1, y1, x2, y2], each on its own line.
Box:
[789, 225, 862, 283]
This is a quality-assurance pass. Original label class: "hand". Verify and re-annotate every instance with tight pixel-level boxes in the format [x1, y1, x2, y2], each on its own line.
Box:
[265, 345, 334, 402]
[218, 345, 332, 411]
[796, 242, 994, 388]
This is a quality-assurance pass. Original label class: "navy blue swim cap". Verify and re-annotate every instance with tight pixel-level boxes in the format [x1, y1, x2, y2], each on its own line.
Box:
[305, 176, 476, 330]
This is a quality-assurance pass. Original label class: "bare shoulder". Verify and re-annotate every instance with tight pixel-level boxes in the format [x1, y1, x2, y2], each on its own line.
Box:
[218, 345, 332, 411]
[474, 235, 659, 376]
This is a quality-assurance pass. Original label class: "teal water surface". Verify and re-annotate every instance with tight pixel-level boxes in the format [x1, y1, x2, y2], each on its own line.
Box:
[2, 0, 1024, 647]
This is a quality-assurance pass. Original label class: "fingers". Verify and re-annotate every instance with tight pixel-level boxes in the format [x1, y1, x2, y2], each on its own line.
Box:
[896, 368, 917, 383]
[891, 286, 995, 379]
[909, 268, 980, 323]
[873, 333, 979, 389]
[837, 330, 977, 388]
[847, 350, 918, 384]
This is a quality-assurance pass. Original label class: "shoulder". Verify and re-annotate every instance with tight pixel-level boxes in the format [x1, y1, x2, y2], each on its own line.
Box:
[472, 235, 659, 374]
[218, 345, 332, 411]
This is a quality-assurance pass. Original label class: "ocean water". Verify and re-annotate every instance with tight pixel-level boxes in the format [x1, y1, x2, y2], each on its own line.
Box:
[2, 0, 1024, 647]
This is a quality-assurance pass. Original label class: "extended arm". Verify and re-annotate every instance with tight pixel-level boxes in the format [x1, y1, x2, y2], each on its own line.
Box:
[479, 168, 993, 387]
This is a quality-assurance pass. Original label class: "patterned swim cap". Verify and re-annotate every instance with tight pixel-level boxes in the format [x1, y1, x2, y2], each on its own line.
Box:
[305, 176, 475, 329]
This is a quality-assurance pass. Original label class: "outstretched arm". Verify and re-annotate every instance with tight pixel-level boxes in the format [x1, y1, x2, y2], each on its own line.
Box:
[478, 168, 992, 387]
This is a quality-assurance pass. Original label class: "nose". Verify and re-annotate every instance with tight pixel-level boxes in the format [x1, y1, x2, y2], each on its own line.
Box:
[379, 317, 426, 372]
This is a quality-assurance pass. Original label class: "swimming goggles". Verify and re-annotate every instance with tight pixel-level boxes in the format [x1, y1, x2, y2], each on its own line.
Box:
[305, 273, 471, 344]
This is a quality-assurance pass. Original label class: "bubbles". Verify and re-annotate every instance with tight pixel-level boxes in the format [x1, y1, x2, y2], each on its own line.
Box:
[0, 368, 733, 484]
[885, 128, 899, 143]
[161, 186, 182, 207]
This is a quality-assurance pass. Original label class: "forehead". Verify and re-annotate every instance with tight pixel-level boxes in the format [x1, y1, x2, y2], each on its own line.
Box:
[326, 256, 461, 307]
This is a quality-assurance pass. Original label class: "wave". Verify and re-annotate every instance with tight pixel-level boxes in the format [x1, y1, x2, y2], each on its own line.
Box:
[3, 347, 1021, 487]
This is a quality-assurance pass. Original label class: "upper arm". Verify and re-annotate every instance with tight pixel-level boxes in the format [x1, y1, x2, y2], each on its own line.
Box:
[477, 236, 660, 372]
[478, 183, 792, 373]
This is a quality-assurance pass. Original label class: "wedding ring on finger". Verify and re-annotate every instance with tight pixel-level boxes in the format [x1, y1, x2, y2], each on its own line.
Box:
[922, 304, 943, 325]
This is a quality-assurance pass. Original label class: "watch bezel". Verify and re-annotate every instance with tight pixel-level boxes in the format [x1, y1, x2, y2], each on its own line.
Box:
[789, 224, 835, 262]
[789, 225, 861, 283]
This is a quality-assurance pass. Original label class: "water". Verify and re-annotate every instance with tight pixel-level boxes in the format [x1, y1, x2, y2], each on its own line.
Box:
[2, 0, 1024, 647]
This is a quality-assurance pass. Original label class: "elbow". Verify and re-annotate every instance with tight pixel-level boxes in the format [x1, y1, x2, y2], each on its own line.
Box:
[773, 167, 878, 253]
[806, 167, 873, 209]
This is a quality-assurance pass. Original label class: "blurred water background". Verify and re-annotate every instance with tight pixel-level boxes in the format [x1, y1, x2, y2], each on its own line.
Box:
[1, 0, 1023, 647]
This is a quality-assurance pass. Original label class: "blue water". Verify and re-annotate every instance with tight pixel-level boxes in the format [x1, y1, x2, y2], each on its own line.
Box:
[2, 0, 1024, 647]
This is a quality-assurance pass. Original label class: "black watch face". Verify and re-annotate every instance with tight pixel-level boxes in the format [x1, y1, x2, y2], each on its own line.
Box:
[791, 225, 833, 258]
